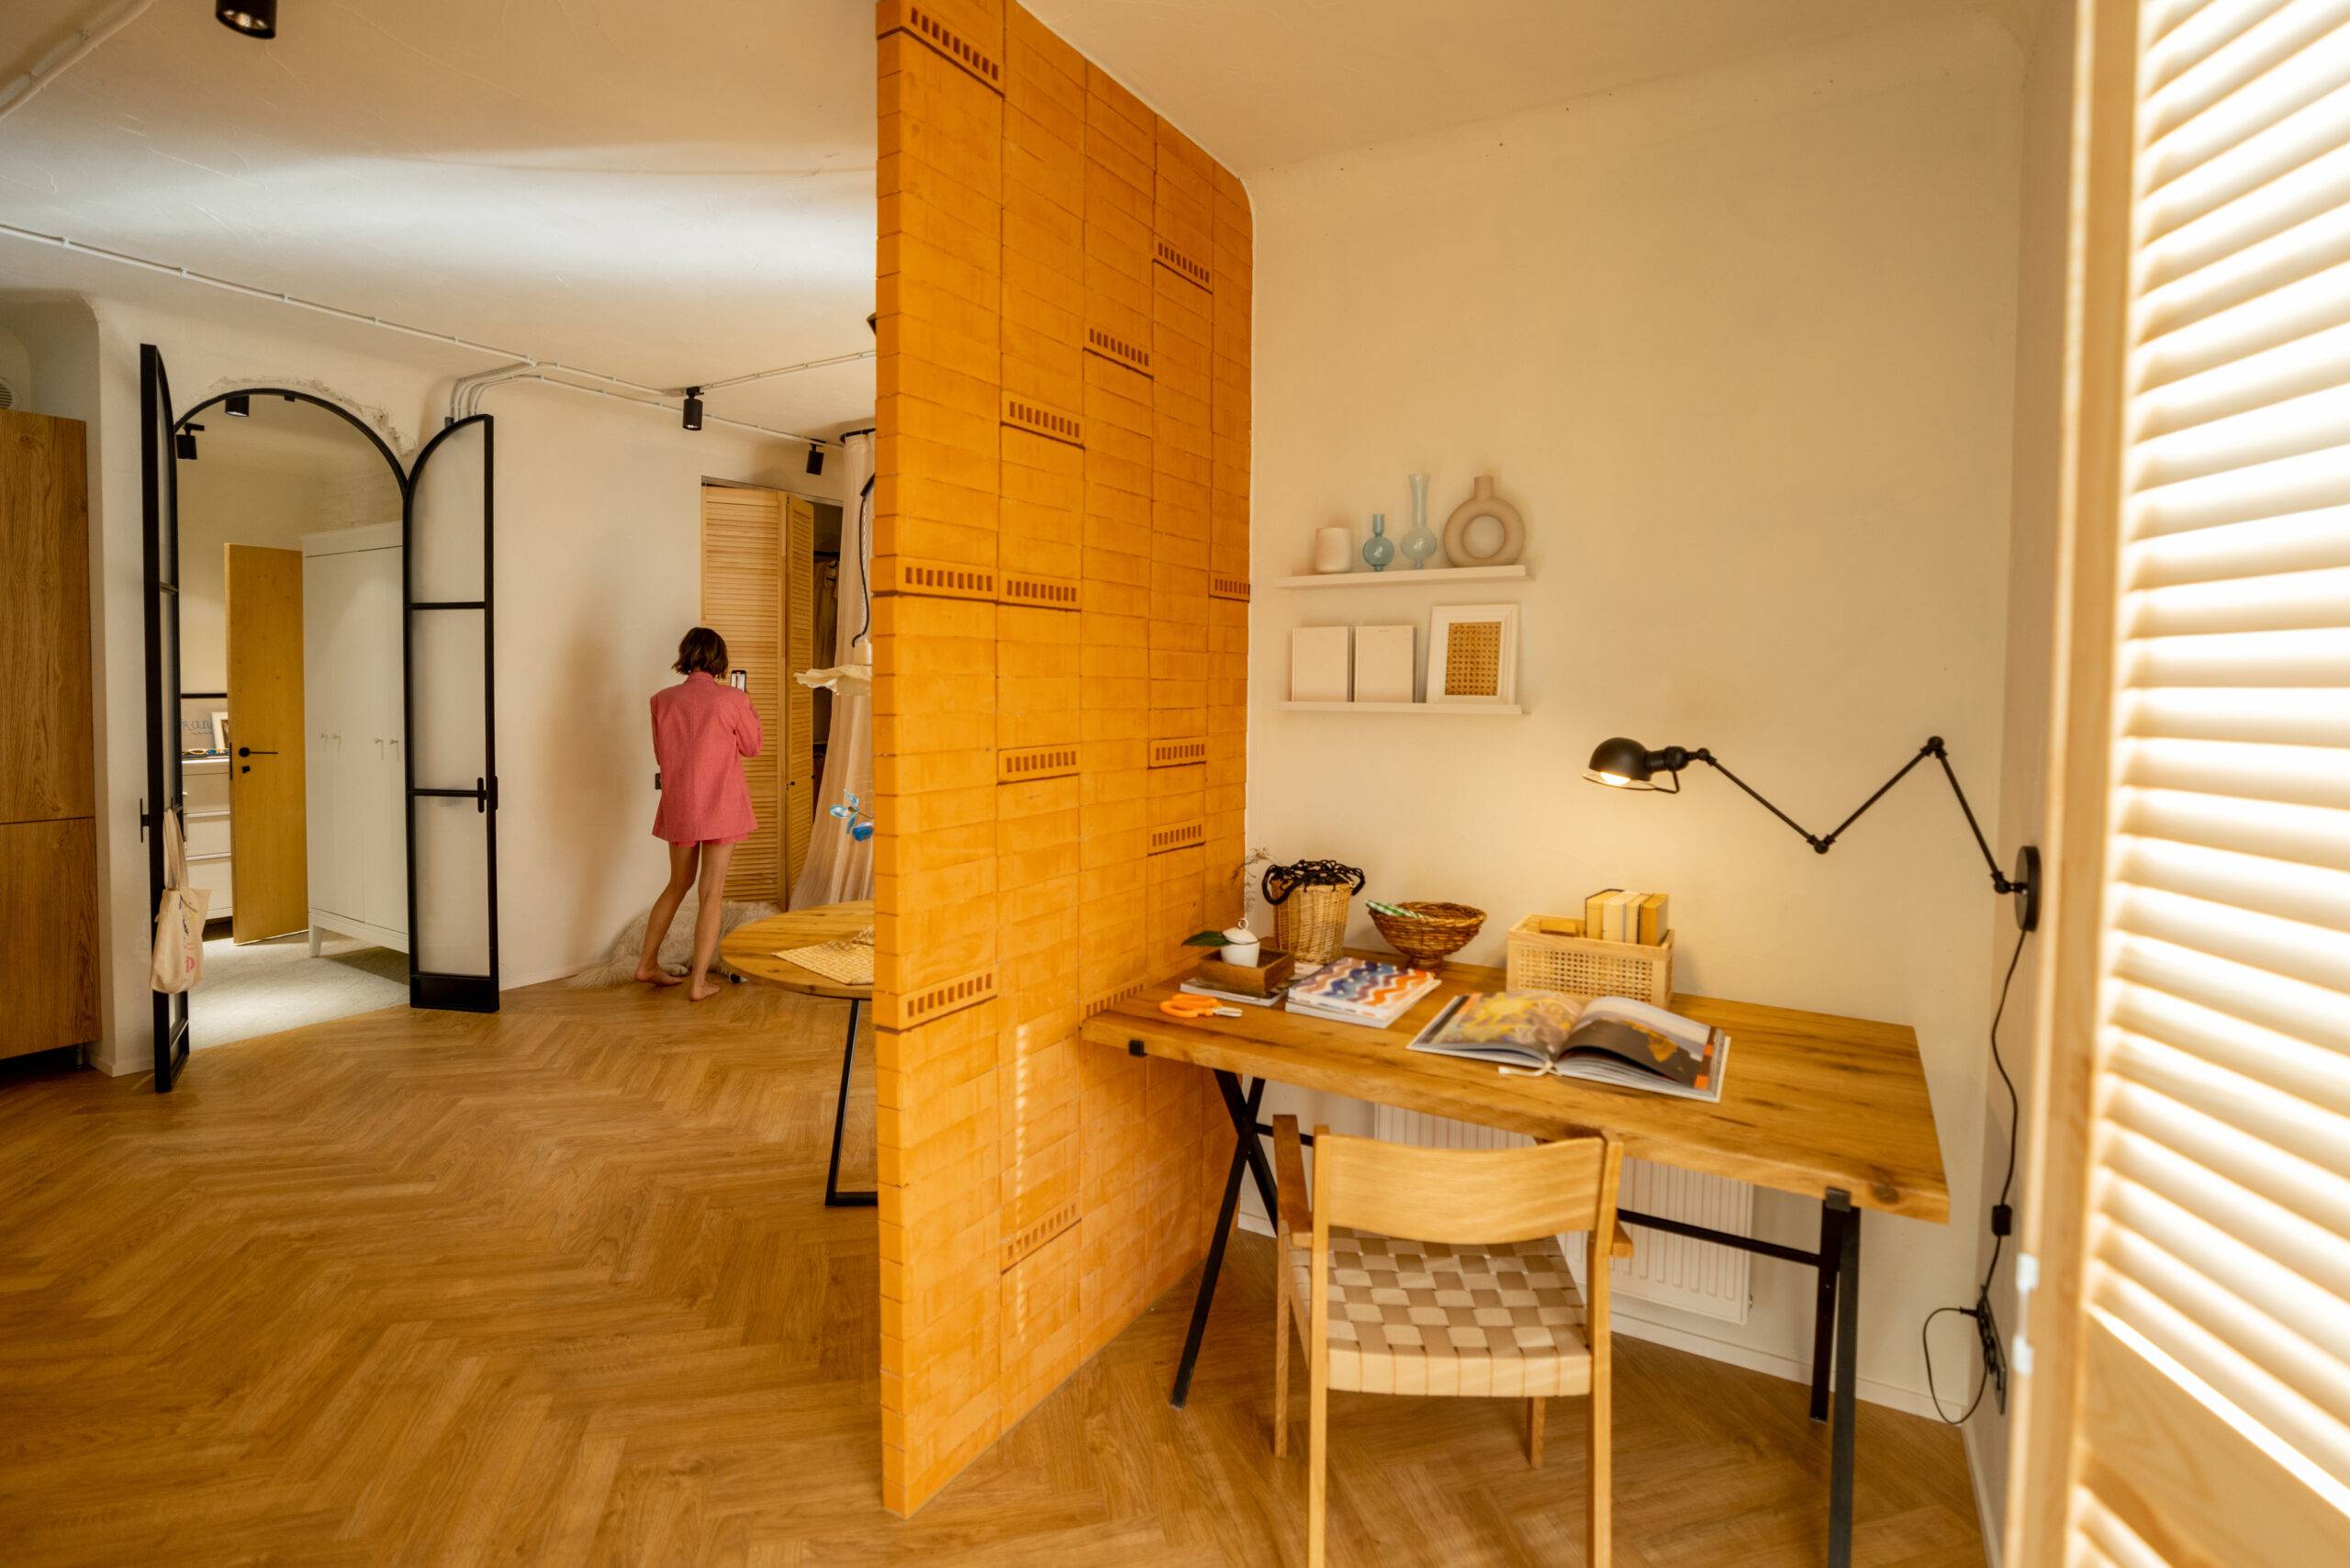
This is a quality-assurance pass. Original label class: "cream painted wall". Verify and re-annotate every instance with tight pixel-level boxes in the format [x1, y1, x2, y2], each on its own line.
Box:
[1967, 0, 2076, 1549]
[1245, 12, 2027, 1415]
[49, 294, 850, 1074]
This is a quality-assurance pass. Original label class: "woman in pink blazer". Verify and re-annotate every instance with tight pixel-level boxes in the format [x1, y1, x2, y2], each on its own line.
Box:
[635, 626, 764, 999]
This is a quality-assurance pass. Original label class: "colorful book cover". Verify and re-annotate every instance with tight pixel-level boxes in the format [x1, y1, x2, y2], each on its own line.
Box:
[1288, 958, 1436, 1015]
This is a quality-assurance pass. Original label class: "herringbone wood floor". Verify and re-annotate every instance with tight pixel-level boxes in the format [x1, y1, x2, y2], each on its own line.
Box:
[0, 980, 1984, 1566]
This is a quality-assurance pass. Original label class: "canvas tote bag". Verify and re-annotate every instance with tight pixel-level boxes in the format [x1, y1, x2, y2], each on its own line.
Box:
[150, 807, 211, 994]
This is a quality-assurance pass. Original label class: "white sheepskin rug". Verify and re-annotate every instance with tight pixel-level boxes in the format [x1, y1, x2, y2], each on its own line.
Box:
[566, 899, 782, 987]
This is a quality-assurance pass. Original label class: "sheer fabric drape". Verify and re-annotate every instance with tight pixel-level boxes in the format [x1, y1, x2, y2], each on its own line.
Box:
[789, 431, 874, 909]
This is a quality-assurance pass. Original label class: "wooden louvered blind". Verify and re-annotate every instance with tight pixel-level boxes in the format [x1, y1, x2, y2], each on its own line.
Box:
[2015, 1, 2350, 1561]
[700, 485, 785, 901]
[784, 494, 816, 889]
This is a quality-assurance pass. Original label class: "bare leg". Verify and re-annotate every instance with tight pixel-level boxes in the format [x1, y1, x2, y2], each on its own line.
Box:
[688, 840, 738, 1001]
[635, 842, 698, 986]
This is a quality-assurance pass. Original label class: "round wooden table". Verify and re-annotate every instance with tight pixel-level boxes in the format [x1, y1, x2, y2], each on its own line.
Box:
[721, 901, 874, 1207]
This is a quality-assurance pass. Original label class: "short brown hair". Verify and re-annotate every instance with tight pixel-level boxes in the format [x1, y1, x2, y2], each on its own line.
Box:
[674, 626, 730, 676]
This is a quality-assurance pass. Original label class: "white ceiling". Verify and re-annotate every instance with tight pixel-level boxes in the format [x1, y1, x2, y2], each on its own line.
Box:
[1030, 0, 2047, 174]
[1, 2, 2045, 441]
[0, 0, 878, 439]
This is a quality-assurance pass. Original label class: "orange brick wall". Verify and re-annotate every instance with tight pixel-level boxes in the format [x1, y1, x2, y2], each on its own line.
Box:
[872, 0, 1251, 1516]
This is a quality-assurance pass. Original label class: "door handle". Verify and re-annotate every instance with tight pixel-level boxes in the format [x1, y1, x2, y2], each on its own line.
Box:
[237, 746, 277, 757]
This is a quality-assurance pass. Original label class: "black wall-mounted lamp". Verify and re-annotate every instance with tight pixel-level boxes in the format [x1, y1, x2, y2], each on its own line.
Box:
[224, 392, 250, 418]
[216, 1, 276, 39]
[1586, 734, 2041, 931]
[175, 423, 202, 461]
[806, 443, 825, 476]
[681, 387, 704, 432]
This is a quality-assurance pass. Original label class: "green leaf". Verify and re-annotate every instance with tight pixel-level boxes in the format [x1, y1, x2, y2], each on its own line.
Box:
[1181, 930, 1231, 947]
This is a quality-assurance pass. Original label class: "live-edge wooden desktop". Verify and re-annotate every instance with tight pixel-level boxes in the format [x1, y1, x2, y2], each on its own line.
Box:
[1078, 953, 1950, 1568]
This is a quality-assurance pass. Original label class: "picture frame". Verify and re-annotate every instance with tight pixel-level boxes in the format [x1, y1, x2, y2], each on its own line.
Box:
[1426, 604, 1518, 705]
[211, 711, 232, 753]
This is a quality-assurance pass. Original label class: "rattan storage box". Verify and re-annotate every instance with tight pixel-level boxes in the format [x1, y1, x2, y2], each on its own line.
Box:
[1505, 917, 1673, 1006]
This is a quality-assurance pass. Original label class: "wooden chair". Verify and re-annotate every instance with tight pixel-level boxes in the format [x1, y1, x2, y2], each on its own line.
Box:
[1270, 1116, 1632, 1568]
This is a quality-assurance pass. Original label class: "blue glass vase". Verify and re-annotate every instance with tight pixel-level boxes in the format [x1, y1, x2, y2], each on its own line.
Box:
[1361, 512, 1395, 572]
[1399, 473, 1440, 568]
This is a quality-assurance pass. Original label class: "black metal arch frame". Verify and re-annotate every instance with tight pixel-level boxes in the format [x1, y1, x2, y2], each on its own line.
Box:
[145, 373, 501, 1091]
[173, 386, 409, 489]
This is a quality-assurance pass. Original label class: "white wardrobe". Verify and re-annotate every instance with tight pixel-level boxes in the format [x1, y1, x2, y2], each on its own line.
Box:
[303, 524, 408, 954]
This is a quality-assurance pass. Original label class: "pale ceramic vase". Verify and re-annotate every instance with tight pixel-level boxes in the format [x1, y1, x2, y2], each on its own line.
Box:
[1313, 524, 1353, 573]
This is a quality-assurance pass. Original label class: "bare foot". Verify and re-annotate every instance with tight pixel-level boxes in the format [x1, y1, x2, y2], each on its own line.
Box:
[635, 963, 684, 988]
[688, 977, 723, 1002]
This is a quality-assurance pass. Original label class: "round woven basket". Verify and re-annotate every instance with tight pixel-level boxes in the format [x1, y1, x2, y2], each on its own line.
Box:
[1369, 901, 1486, 969]
[1272, 884, 1354, 964]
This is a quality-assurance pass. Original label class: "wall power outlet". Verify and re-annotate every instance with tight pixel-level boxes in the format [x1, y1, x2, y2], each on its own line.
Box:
[1975, 1289, 2009, 1415]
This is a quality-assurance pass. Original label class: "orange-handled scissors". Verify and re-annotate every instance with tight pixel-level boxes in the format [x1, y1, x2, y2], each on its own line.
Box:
[1158, 992, 1241, 1020]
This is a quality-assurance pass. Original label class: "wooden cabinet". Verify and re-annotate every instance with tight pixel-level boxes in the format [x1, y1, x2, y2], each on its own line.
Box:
[0, 408, 99, 1061]
[183, 758, 234, 918]
[302, 526, 408, 951]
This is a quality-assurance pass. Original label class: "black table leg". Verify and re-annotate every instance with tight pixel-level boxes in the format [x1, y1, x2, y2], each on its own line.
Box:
[1169, 1072, 1269, 1407]
[1809, 1199, 1845, 1422]
[823, 997, 876, 1208]
[1827, 1189, 1860, 1568]
[1213, 1070, 1281, 1218]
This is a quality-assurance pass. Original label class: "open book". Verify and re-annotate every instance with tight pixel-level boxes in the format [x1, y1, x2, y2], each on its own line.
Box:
[1407, 991, 1730, 1102]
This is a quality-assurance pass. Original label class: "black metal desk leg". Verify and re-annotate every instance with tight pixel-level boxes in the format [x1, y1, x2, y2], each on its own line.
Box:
[1809, 1200, 1845, 1422]
[1169, 1073, 1267, 1408]
[823, 997, 877, 1208]
[1827, 1190, 1861, 1568]
[1213, 1069, 1281, 1219]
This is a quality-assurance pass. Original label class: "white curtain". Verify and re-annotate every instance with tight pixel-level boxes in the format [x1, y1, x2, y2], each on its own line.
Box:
[790, 431, 875, 909]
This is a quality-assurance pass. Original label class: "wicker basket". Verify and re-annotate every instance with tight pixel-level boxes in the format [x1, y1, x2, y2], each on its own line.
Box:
[1271, 884, 1354, 964]
[1505, 916, 1673, 1005]
[1368, 902, 1485, 969]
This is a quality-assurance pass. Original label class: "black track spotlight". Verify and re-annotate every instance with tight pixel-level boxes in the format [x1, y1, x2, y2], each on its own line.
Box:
[806, 443, 825, 476]
[682, 387, 704, 432]
[225, 393, 251, 418]
[175, 423, 202, 461]
[216, 1, 276, 39]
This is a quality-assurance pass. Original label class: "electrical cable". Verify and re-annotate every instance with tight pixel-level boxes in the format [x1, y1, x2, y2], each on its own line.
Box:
[1921, 922, 2030, 1425]
[852, 468, 875, 653]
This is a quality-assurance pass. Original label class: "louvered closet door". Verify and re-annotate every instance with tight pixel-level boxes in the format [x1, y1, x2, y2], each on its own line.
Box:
[700, 484, 783, 900]
[784, 494, 816, 889]
[2015, 1, 2350, 1561]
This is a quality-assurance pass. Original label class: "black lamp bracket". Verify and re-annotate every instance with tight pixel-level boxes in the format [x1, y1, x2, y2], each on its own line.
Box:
[1681, 737, 2039, 930]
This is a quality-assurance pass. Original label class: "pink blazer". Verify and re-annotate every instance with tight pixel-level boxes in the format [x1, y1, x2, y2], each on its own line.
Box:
[650, 672, 763, 845]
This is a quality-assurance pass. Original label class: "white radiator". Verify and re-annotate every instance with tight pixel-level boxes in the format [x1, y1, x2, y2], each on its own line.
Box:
[1370, 1107, 1751, 1325]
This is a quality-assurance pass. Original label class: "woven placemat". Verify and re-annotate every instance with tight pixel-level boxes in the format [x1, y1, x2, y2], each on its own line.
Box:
[777, 929, 874, 986]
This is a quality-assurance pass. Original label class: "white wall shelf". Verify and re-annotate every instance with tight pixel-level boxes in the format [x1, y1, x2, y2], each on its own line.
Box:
[1274, 700, 1526, 715]
[1275, 564, 1530, 590]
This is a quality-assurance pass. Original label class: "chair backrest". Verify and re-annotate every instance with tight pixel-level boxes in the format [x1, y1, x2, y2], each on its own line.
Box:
[1313, 1129, 1623, 1248]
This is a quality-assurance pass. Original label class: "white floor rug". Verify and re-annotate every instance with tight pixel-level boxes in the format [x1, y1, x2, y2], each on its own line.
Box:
[191, 924, 409, 1048]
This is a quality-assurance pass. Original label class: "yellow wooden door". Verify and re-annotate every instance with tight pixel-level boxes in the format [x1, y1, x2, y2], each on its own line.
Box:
[225, 543, 308, 942]
[700, 485, 783, 901]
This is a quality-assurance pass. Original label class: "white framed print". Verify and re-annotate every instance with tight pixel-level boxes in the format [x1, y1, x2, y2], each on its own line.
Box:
[1427, 604, 1518, 705]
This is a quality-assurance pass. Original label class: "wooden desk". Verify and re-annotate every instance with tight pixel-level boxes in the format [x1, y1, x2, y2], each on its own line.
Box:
[1078, 955, 1948, 1568]
[722, 902, 873, 1207]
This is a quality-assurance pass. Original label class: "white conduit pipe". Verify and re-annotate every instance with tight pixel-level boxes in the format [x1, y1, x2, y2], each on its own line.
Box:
[0, 0, 155, 125]
[0, 224, 843, 446]
[697, 347, 876, 394]
[467, 371, 833, 448]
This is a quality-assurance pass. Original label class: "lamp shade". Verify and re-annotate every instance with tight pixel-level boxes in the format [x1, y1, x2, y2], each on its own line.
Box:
[1588, 735, 1655, 787]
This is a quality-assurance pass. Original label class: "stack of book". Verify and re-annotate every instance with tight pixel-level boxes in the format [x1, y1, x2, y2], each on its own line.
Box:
[1285, 957, 1439, 1028]
[1583, 887, 1670, 946]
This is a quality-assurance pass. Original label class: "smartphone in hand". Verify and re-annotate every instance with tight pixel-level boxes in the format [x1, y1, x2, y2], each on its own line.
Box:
[730, 668, 748, 691]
